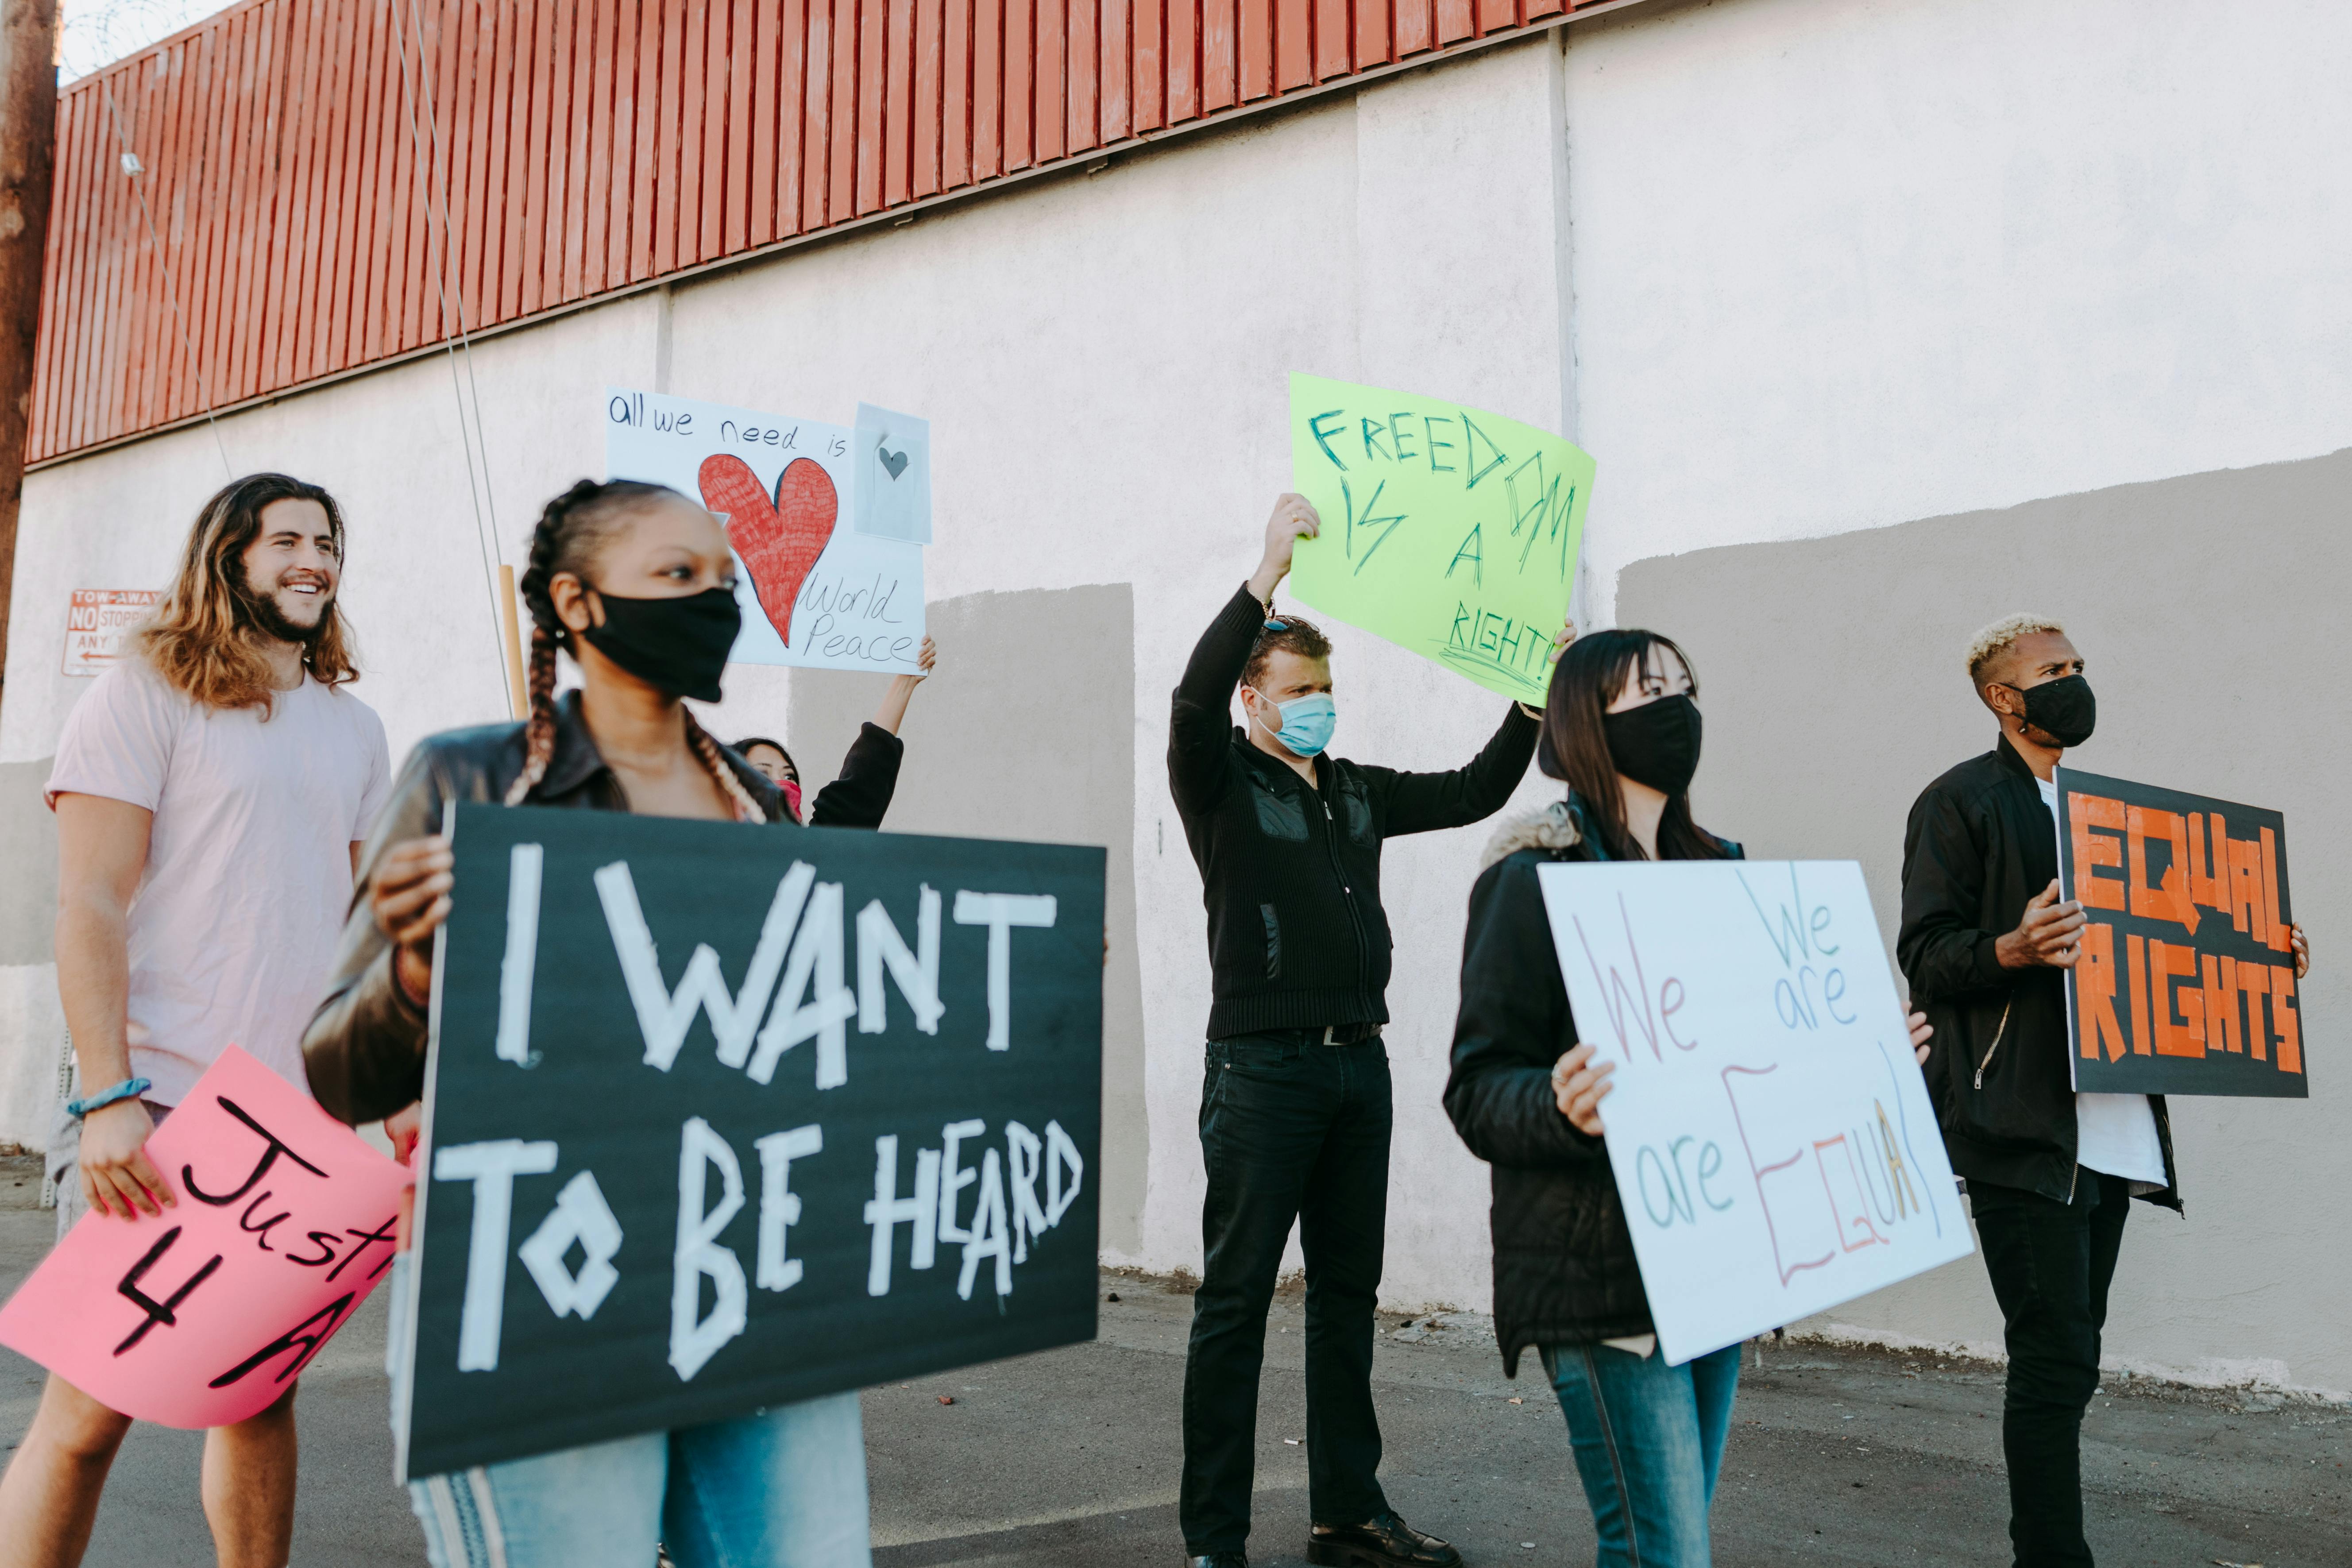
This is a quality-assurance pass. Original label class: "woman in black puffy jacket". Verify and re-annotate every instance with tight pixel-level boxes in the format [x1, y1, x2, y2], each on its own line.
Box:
[1444, 629, 1929, 1568]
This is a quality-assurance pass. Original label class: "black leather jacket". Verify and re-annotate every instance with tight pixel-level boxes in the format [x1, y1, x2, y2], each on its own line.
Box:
[1443, 796, 1742, 1375]
[301, 692, 802, 1124]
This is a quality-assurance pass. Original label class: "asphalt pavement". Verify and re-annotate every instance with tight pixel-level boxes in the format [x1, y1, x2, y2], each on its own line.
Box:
[2, 1155, 2344, 1566]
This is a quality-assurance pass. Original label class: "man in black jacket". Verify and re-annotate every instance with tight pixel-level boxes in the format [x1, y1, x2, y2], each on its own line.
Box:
[1169, 493, 1550, 1568]
[1898, 614, 2305, 1568]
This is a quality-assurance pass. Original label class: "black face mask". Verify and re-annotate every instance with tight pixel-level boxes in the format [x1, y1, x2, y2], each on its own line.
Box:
[2006, 674, 2096, 749]
[1603, 694, 1702, 797]
[579, 586, 741, 703]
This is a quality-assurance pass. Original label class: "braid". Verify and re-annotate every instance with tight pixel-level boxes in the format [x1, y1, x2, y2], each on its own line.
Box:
[503, 481, 599, 805]
[504, 625, 563, 805]
[517, 479, 601, 655]
[686, 712, 766, 823]
[503, 478, 676, 805]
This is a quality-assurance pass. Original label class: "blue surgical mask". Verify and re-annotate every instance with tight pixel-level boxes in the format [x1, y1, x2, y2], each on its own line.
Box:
[1249, 687, 1337, 758]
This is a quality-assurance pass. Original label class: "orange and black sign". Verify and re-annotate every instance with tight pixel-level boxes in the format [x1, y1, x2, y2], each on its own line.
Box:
[2055, 767, 2304, 1098]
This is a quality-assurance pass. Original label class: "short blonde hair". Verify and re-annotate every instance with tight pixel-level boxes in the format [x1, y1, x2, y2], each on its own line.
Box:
[1964, 614, 2066, 687]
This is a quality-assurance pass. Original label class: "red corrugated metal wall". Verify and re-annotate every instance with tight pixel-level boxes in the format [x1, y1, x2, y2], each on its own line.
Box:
[29, 0, 1615, 465]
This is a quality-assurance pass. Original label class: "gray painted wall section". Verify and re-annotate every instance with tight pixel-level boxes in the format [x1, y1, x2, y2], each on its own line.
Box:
[1616, 446, 2352, 1390]
[786, 585, 1149, 1258]
[0, 758, 57, 966]
[0, 758, 65, 1151]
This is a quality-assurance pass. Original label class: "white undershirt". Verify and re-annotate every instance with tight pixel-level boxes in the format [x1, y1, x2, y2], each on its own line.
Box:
[2037, 775, 2167, 1188]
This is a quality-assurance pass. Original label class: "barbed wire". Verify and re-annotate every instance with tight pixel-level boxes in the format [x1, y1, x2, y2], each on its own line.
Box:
[55, 0, 238, 84]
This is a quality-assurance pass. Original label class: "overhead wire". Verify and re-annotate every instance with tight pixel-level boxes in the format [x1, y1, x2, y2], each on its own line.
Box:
[391, 0, 517, 716]
[97, 74, 233, 480]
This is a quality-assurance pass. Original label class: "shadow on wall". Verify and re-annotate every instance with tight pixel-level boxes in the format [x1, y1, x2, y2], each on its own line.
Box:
[0, 760, 66, 1151]
[1614, 445, 2352, 1382]
[0, 761, 58, 969]
[784, 585, 1147, 1257]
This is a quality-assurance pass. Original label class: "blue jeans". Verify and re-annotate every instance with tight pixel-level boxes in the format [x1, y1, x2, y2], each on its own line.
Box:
[1539, 1341, 1741, 1568]
[407, 1392, 871, 1568]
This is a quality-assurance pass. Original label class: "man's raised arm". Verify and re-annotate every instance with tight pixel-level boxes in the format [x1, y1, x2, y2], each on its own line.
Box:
[1380, 702, 1541, 837]
[1168, 495, 1320, 813]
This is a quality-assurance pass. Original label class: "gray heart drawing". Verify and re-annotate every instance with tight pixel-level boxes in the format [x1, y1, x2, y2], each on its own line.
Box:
[878, 446, 910, 480]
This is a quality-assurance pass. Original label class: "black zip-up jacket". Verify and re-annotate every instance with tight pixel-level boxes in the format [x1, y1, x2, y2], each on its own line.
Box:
[1897, 734, 2179, 1209]
[1444, 798, 1743, 1375]
[302, 691, 811, 1124]
[1169, 584, 1539, 1039]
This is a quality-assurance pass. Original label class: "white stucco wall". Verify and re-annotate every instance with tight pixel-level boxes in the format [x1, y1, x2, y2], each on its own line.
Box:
[1562, 0, 2352, 1394]
[1566, 0, 2352, 611]
[5, 0, 2348, 1390]
[0, 41, 1577, 1309]
[654, 35, 1582, 1304]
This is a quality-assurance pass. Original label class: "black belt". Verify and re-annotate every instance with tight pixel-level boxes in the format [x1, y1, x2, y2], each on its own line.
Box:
[1274, 1023, 1384, 1046]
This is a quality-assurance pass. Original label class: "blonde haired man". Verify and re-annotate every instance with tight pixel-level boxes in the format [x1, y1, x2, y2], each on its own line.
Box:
[1897, 614, 2305, 1568]
[0, 473, 390, 1567]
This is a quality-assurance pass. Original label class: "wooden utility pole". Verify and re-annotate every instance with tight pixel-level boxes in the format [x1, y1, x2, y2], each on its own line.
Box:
[0, 0, 57, 717]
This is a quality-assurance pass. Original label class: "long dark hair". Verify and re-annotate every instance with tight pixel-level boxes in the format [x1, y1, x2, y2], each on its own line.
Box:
[137, 472, 360, 713]
[1538, 628, 1729, 862]
[504, 478, 762, 822]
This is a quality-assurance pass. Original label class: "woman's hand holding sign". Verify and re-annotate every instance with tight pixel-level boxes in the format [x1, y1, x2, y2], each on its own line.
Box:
[1554, 1008, 1934, 1139]
[371, 834, 454, 1009]
[1552, 1042, 1615, 1136]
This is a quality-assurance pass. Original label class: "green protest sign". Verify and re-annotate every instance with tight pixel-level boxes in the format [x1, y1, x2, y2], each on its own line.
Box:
[1286, 374, 1592, 704]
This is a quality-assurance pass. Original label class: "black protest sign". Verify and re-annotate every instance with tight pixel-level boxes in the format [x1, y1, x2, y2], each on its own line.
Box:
[2055, 767, 2305, 1098]
[397, 804, 1105, 1479]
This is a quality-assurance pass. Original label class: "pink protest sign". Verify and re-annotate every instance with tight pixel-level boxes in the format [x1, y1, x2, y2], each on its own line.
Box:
[0, 1047, 409, 1428]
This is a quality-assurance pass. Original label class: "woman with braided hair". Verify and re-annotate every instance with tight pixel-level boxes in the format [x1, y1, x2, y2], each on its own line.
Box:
[300, 479, 871, 1568]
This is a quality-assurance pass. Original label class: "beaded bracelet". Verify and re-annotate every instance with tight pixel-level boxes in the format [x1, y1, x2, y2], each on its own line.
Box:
[66, 1077, 151, 1119]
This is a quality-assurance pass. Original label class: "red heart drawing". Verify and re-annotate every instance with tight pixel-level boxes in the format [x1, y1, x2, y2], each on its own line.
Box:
[699, 454, 838, 647]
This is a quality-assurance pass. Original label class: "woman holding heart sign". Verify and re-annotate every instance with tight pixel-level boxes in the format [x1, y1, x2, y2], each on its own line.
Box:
[736, 630, 939, 826]
[302, 477, 872, 1568]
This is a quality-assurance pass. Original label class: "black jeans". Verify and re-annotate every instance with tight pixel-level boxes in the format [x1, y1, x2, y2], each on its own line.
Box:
[1969, 1170, 2133, 1568]
[1181, 1031, 1394, 1555]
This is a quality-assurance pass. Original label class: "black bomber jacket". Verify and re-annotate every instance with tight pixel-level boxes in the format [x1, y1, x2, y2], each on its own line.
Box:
[1896, 735, 2178, 1209]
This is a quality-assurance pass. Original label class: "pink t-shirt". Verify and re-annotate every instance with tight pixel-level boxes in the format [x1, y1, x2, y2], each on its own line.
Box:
[47, 659, 392, 1105]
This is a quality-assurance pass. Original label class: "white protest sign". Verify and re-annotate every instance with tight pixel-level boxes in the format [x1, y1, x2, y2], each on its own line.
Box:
[604, 388, 925, 674]
[1536, 860, 1973, 1365]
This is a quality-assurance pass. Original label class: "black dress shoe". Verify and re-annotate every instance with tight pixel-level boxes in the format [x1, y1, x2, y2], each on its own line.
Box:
[1306, 1511, 1463, 1568]
[1187, 1555, 1248, 1568]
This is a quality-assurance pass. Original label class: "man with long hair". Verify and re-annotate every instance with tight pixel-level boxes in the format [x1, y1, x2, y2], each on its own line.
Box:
[1167, 494, 1562, 1568]
[0, 473, 391, 1567]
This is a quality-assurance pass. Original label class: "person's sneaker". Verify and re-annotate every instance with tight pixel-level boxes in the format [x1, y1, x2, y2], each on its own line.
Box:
[1306, 1511, 1463, 1568]
[1187, 1555, 1248, 1568]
